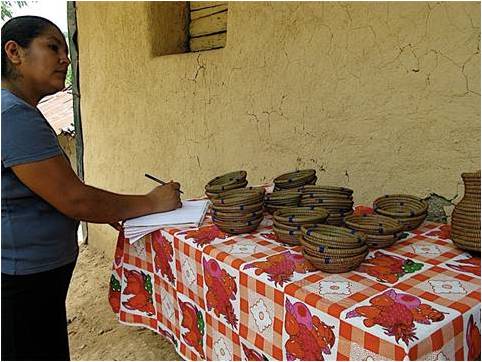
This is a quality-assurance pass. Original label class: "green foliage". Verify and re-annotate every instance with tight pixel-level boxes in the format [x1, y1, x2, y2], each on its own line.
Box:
[1, 1, 28, 21]
[110, 274, 121, 292]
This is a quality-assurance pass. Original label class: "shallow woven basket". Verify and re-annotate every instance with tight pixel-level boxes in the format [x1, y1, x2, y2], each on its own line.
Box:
[273, 170, 317, 190]
[274, 169, 316, 185]
[298, 185, 353, 197]
[213, 201, 264, 213]
[212, 209, 264, 222]
[300, 224, 367, 248]
[300, 236, 368, 257]
[373, 194, 428, 231]
[373, 194, 428, 217]
[343, 214, 403, 235]
[273, 207, 329, 226]
[211, 189, 265, 207]
[205, 171, 247, 192]
[213, 216, 263, 235]
[302, 249, 368, 273]
[265, 190, 302, 204]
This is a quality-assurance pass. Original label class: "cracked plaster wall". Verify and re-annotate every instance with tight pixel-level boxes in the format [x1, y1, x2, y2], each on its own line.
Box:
[76, 1, 480, 255]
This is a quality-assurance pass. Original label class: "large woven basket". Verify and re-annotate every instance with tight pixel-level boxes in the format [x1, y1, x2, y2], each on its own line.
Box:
[451, 171, 481, 252]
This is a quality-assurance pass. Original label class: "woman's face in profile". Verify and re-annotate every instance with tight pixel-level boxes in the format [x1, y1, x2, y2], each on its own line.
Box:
[17, 26, 70, 95]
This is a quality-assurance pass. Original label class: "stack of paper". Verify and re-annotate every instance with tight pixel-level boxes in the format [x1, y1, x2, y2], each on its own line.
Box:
[124, 199, 210, 243]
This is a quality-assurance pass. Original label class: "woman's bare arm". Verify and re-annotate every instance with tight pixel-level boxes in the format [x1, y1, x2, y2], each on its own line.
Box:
[11, 155, 181, 223]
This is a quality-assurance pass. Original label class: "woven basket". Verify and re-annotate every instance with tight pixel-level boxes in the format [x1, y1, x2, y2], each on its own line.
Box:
[273, 207, 329, 225]
[205, 171, 247, 192]
[274, 169, 316, 184]
[213, 201, 264, 213]
[300, 224, 367, 247]
[373, 194, 428, 231]
[213, 216, 263, 235]
[302, 250, 368, 273]
[212, 210, 264, 222]
[273, 169, 317, 190]
[300, 236, 368, 257]
[373, 194, 428, 217]
[298, 185, 353, 196]
[343, 214, 403, 235]
[211, 189, 264, 207]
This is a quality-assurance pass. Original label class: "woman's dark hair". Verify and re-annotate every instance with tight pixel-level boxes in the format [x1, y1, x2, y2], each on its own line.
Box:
[1, 15, 62, 79]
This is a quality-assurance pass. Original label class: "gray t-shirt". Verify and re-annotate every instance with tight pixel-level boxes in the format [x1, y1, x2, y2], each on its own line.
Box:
[1, 89, 79, 275]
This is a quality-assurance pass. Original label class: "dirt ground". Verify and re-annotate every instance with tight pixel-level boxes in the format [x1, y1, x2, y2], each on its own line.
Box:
[67, 244, 182, 361]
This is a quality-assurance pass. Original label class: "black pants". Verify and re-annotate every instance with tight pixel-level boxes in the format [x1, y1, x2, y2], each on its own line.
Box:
[2, 261, 76, 361]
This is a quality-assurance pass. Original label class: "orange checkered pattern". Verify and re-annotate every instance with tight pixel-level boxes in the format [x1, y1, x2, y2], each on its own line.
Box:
[110, 217, 480, 361]
[154, 275, 180, 341]
[123, 234, 154, 273]
[205, 313, 242, 360]
[174, 236, 206, 309]
[203, 235, 288, 270]
[337, 320, 407, 360]
[239, 272, 285, 359]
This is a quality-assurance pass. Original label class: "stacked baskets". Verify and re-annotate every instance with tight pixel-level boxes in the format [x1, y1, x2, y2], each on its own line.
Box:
[205, 171, 248, 199]
[343, 214, 404, 249]
[373, 194, 428, 231]
[273, 169, 317, 191]
[299, 225, 368, 273]
[451, 171, 480, 252]
[298, 185, 354, 226]
[264, 190, 302, 214]
[272, 208, 328, 245]
[211, 188, 265, 234]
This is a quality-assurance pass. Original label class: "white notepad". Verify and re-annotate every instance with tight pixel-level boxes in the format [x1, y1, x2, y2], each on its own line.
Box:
[124, 199, 210, 244]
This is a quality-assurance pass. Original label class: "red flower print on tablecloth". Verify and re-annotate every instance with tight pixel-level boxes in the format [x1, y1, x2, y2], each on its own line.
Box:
[178, 224, 229, 246]
[353, 205, 374, 216]
[122, 269, 155, 315]
[467, 314, 481, 360]
[203, 258, 238, 329]
[447, 256, 481, 277]
[260, 231, 278, 242]
[284, 299, 335, 360]
[242, 343, 269, 361]
[346, 289, 445, 346]
[108, 273, 121, 314]
[152, 231, 175, 283]
[243, 251, 316, 287]
[358, 251, 424, 284]
[179, 299, 205, 359]
[426, 224, 451, 240]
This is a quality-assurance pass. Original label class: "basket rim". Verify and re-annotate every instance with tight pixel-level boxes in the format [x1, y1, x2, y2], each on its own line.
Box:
[273, 169, 316, 184]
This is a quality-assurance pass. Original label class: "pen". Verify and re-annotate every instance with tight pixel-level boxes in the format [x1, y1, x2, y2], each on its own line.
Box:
[145, 173, 184, 194]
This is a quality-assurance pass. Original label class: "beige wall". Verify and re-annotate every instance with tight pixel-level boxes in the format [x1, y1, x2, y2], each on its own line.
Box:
[76, 1, 480, 255]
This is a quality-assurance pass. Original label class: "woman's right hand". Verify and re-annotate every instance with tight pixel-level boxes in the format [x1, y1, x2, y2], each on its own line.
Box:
[147, 182, 182, 213]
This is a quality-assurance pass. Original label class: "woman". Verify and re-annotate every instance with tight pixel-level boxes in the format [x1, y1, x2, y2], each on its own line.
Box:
[1, 16, 182, 360]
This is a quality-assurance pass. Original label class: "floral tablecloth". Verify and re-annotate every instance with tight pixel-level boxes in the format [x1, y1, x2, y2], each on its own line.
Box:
[109, 209, 480, 361]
